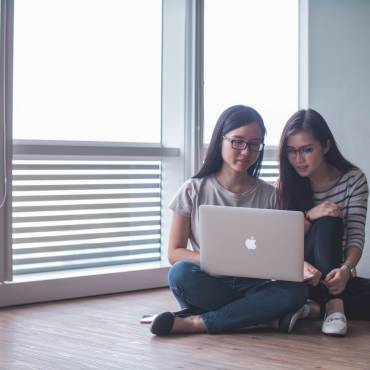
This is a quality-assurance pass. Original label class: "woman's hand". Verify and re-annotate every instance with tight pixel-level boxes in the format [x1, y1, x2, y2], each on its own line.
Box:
[306, 201, 343, 222]
[323, 267, 351, 295]
[304, 261, 322, 286]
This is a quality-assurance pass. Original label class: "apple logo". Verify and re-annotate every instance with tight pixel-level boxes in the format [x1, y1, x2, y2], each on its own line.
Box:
[245, 236, 257, 250]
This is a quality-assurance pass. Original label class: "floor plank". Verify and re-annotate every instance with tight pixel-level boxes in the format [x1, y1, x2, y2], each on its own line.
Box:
[0, 288, 369, 370]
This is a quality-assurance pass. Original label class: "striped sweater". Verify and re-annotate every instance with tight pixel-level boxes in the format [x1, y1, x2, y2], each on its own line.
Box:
[312, 168, 368, 255]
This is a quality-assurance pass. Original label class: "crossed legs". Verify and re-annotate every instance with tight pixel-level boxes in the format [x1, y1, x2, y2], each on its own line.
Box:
[163, 261, 308, 334]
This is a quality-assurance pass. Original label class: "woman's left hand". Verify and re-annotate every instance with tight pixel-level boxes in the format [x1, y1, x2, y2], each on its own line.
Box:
[323, 267, 351, 295]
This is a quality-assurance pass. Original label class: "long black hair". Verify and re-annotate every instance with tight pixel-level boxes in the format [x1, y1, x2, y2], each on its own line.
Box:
[277, 109, 356, 211]
[193, 105, 266, 179]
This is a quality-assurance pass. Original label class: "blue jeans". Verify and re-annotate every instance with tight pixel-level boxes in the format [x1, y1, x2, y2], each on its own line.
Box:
[168, 261, 308, 334]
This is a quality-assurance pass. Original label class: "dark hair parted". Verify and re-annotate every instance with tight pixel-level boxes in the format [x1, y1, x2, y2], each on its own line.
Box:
[193, 105, 266, 179]
[277, 109, 356, 211]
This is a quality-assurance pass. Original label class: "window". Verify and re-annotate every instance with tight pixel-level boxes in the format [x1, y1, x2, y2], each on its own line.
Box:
[13, 0, 162, 143]
[9, 0, 165, 281]
[204, 0, 298, 146]
[1, 0, 189, 306]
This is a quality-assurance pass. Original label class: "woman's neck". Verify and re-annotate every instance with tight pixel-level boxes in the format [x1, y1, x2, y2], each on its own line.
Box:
[309, 163, 341, 192]
[215, 166, 255, 194]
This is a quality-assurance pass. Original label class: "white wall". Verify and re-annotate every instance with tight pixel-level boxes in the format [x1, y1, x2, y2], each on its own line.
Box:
[308, 0, 370, 276]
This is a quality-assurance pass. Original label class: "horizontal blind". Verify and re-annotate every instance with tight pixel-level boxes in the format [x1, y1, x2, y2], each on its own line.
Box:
[260, 160, 279, 185]
[12, 159, 161, 275]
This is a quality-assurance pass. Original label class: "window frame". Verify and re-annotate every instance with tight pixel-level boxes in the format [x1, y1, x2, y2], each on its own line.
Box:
[0, 0, 13, 284]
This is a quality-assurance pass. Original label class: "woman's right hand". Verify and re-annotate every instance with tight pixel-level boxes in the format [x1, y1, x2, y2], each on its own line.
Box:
[306, 201, 343, 222]
[304, 261, 322, 286]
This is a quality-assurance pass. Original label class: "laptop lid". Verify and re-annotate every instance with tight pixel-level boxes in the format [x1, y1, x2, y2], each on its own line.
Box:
[199, 205, 304, 282]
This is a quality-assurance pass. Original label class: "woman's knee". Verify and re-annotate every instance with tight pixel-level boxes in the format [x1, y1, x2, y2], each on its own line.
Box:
[308, 216, 343, 269]
[312, 216, 343, 232]
[168, 261, 198, 289]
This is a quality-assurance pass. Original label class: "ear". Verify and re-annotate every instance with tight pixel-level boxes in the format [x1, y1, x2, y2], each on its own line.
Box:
[323, 139, 330, 154]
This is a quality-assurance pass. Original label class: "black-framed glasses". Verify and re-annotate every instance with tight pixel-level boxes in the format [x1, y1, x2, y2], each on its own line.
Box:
[285, 146, 314, 160]
[223, 136, 264, 152]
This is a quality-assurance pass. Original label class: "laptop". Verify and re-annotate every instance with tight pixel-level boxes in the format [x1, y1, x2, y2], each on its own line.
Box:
[199, 205, 304, 282]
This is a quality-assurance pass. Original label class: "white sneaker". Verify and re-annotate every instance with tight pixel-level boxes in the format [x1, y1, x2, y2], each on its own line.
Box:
[321, 312, 347, 336]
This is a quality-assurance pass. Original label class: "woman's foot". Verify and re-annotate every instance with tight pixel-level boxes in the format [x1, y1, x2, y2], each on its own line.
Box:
[150, 312, 175, 335]
[172, 315, 207, 333]
[326, 298, 344, 316]
[150, 313, 207, 336]
[321, 312, 347, 336]
[321, 299, 347, 336]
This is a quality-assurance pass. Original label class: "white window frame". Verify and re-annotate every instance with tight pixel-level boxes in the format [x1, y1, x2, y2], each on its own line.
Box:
[0, 0, 13, 285]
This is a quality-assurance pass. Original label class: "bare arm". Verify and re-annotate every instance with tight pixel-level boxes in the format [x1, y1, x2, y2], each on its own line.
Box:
[343, 246, 362, 273]
[167, 212, 200, 265]
[304, 201, 343, 235]
[324, 246, 362, 294]
[305, 201, 343, 222]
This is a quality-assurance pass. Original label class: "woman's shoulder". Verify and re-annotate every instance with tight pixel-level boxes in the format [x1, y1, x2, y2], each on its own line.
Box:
[182, 175, 212, 188]
[335, 168, 368, 198]
[341, 168, 368, 186]
[169, 177, 212, 215]
[176, 175, 214, 196]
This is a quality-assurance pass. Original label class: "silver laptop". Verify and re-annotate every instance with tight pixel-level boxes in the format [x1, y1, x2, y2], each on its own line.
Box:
[199, 205, 304, 282]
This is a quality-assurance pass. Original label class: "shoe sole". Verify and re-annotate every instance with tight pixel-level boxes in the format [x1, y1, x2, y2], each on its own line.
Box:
[288, 306, 306, 333]
[322, 329, 347, 337]
[322, 332, 347, 337]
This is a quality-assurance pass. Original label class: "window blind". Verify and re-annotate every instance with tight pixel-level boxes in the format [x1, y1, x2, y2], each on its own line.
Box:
[260, 160, 279, 185]
[12, 159, 161, 275]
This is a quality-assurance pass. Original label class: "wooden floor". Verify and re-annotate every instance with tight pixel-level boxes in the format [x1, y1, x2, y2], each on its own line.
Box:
[0, 288, 370, 370]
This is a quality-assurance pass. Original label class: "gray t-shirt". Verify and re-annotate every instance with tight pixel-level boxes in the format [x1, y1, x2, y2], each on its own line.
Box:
[169, 174, 277, 253]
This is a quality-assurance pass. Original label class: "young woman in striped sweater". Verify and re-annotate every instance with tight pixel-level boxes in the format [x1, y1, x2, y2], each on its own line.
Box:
[277, 109, 370, 336]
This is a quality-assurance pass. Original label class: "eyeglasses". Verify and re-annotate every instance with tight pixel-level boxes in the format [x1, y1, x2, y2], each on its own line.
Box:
[285, 146, 314, 160]
[223, 136, 264, 152]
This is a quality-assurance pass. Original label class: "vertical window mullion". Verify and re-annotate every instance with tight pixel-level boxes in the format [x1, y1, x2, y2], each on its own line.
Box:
[184, 0, 204, 178]
[0, 0, 14, 282]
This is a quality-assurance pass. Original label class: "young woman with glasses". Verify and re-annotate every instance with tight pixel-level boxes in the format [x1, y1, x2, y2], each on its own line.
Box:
[278, 108, 370, 336]
[150, 105, 308, 336]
